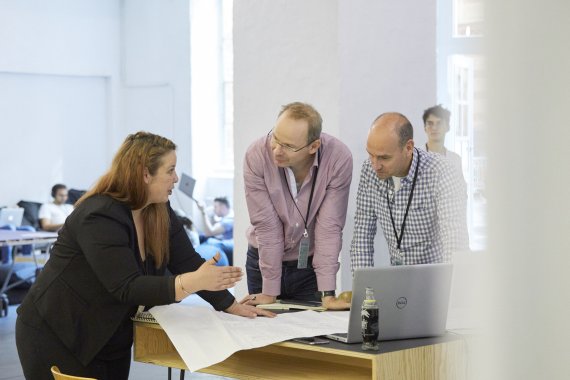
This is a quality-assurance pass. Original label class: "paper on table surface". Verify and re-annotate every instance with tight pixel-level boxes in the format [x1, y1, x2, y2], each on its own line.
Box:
[149, 301, 349, 372]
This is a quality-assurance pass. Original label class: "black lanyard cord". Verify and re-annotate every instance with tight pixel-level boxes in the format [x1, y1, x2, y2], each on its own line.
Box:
[387, 149, 420, 250]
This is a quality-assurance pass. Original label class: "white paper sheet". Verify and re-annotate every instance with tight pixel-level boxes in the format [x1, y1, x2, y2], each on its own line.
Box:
[149, 300, 349, 372]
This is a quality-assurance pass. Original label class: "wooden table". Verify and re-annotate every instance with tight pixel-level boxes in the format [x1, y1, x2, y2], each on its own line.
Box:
[134, 321, 468, 379]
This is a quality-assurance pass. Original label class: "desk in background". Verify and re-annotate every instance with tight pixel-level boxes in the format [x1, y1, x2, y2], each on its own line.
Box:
[0, 230, 58, 316]
[134, 321, 468, 380]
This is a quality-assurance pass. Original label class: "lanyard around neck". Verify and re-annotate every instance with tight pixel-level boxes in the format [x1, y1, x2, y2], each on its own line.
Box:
[387, 148, 420, 251]
[283, 149, 320, 237]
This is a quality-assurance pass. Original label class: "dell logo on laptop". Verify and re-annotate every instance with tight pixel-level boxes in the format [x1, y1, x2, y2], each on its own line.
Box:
[396, 297, 407, 309]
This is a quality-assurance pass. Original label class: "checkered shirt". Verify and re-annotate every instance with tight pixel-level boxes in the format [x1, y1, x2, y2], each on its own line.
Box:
[350, 148, 468, 272]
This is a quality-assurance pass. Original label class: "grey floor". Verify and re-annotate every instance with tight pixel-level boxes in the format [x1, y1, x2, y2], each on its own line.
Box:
[0, 305, 232, 380]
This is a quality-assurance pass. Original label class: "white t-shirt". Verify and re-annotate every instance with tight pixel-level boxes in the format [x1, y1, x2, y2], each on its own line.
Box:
[38, 202, 74, 225]
[392, 176, 404, 192]
[444, 150, 464, 181]
[423, 144, 465, 182]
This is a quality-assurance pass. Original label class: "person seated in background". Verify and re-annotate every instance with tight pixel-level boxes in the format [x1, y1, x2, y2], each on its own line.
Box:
[422, 104, 464, 181]
[38, 184, 74, 232]
[197, 196, 233, 241]
[197, 196, 234, 264]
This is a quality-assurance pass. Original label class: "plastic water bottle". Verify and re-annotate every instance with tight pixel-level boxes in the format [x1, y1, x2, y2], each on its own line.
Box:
[361, 287, 380, 350]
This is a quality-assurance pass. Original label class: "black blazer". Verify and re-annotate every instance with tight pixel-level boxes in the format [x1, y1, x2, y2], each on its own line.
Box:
[17, 195, 234, 365]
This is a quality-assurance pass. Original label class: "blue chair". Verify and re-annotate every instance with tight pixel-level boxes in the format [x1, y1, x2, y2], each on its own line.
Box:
[195, 244, 229, 266]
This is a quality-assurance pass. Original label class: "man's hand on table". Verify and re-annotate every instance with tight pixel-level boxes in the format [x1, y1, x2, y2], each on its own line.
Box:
[238, 293, 276, 306]
[225, 300, 276, 318]
[321, 296, 350, 310]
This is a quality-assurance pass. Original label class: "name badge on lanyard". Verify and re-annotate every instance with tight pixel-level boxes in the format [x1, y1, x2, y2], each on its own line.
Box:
[393, 247, 404, 266]
[298, 229, 310, 269]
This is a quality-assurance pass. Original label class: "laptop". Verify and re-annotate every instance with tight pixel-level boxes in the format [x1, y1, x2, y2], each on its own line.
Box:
[327, 263, 453, 343]
[0, 207, 24, 227]
[178, 173, 197, 201]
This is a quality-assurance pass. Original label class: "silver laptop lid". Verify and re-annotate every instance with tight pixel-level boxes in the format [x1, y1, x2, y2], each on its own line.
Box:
[346, 263, 453, 342]
[0, 207, 24, 227]
[178, 173, 197, 200]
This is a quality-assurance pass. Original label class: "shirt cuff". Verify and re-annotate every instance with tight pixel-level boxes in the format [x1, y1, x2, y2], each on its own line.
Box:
[316, 275, 336, 293]
[262, 278, 281, 297]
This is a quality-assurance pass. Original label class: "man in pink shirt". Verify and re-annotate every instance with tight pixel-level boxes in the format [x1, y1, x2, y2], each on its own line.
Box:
[240, 102, 352, 310]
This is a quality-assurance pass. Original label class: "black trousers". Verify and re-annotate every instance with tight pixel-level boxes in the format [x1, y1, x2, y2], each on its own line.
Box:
[16, 314, 131, 380]
[245, 245, 318, 302]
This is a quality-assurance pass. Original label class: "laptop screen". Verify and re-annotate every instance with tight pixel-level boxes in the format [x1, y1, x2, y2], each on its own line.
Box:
[178, 173, 197, 200]
[0, 208, 25, 227]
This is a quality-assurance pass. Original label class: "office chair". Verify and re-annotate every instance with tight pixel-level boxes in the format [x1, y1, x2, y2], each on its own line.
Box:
[50, 366, 97, 380]
[17, 200, 42, 230]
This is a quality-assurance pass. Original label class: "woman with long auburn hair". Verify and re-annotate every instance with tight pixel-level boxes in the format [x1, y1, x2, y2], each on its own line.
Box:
[15, 131, 274, 380]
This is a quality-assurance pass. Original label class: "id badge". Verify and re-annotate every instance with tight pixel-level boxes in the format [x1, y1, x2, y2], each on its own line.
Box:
[297, 232, 310, 269]
[392, 248, 403, 266]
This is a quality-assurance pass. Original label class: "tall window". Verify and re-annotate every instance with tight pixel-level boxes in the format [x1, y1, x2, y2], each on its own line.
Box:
[438, 0, 485, 250]
[453, 0, 484, 37]
[220, 0, 234, 170]
[190, 0, 234, 179]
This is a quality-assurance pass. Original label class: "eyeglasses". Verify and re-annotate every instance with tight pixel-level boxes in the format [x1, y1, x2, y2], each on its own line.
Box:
[267, 130, 315, 153]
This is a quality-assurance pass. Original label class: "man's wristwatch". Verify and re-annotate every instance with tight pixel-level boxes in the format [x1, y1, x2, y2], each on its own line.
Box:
[317, 290, 336, 298]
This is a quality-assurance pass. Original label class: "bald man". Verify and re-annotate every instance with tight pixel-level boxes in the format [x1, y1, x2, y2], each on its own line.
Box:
[350, 112, 468, 271]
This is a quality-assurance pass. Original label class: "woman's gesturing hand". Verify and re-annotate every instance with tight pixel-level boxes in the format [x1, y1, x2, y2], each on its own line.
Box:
[195, 252, 243, 291]
[177, 252, 243, 298]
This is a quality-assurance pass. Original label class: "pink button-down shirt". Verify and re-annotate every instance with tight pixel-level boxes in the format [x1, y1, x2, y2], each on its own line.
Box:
[244, 133, 353, 296]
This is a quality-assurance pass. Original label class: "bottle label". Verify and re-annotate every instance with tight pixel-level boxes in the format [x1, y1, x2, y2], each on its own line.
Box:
[361, 308, 379, 343]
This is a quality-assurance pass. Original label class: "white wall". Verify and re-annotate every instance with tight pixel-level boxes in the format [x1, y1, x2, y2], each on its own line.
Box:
[336, 0, 437, 289]
[233, 0, 437, 296]
[483, 1, 570, 378]
[0, 0, 195, 211]
[0, 73, 109, 192]
[121, 0, 194, 215]
[0, 0, 120, 205]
